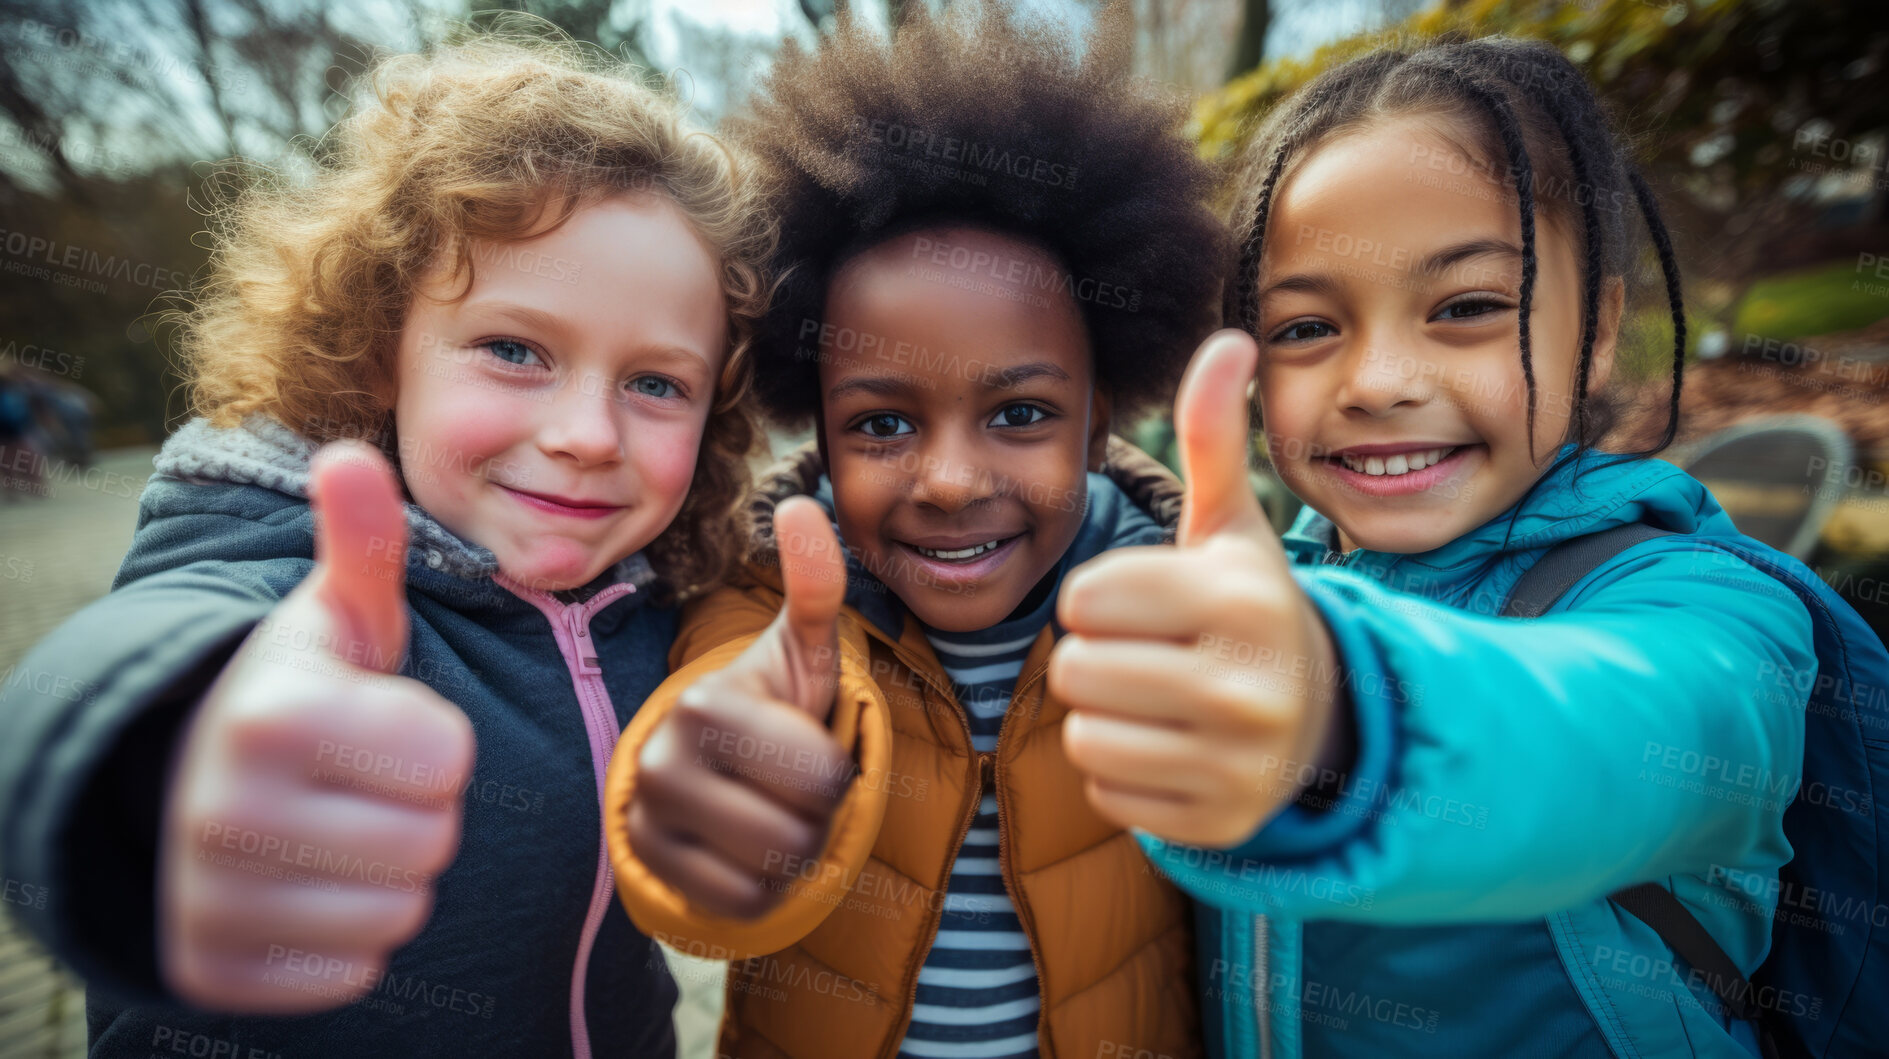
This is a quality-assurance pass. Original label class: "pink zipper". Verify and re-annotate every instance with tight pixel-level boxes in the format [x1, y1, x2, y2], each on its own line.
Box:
[495, 574, 640, 1059]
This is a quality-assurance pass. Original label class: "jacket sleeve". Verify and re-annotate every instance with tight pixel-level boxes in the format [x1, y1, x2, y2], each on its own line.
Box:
[0, 479, 315, 1002]
[604, 581, 894, 961]
[1141, 539, 1812, 923]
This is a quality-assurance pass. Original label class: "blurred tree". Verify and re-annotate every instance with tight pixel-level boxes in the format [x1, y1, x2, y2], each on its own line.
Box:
[485, 0, 651, 62]
[1195, 0, 1889, 332]
[1225, 0, 1269, 81]
[0, 0, 437, 443]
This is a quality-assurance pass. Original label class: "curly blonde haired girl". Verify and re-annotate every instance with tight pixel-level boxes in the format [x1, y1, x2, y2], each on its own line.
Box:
[181, 30, 772, 600]
[0, 29, 775, 1058]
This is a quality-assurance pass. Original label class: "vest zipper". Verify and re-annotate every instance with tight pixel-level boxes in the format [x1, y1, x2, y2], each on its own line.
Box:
[884, 676, 985, 1059]
[1255, 913, 1272, 1059]
[995, 660, 1052, 1055]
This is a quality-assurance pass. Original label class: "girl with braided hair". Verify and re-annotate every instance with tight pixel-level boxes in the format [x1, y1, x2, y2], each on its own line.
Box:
[1049, 36, 1889, 1059]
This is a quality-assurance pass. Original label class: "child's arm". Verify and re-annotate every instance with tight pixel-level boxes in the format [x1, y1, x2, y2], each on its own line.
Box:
[0, 557, 278, 1001]
[605, 499, 894, 962]
[1050, 332, 1809, 922]
[1131, 545, 1810, 923]
[0, 445, 473, 1011]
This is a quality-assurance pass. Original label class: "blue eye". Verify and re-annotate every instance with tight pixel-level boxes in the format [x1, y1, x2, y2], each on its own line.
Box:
[629, 375, 679, 399]
[855, 413, 914, 439]
[482, 338, 543, 367]
[990, 403, 1050, 428]
[1270, 320, 1335, 344]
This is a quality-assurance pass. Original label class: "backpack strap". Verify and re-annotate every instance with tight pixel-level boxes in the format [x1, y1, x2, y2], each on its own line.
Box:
[1501, 523, 1672, 618]
[1503, 524, 1783, 1057]
[1611, 882, 1769, 1031]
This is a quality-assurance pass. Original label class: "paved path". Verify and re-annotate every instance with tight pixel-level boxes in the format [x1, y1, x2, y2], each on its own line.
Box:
[0, 445, 153, 1059]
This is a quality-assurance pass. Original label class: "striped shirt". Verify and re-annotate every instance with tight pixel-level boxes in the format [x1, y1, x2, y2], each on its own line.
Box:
[898, 585, 1058, 1059]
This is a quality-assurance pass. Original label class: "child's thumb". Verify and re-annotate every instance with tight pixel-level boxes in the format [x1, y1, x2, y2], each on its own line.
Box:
[307, 440, 410, 674]
[774, 496, 846, 715]
[1176, 330, 1272, 547]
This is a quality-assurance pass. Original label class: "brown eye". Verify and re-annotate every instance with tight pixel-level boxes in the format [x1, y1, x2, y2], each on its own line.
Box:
[860, 413, 913, 438]
[1271, 321, 1335, 343]
[990, 403, 1049, 428]
[1434, 298, 1508, 321]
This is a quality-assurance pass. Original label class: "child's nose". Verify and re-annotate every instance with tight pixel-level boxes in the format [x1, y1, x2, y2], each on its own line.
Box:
[536, 384, 624, 466]
[1338, 343, 1432, 417]
[908, 432, 994, 513]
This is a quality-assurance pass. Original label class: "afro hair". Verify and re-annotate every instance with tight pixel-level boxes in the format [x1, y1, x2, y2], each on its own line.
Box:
[731, 2, 1227, 427]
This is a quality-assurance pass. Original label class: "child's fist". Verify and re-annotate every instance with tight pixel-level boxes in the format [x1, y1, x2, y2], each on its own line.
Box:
[626, 498, 856, 919]
[158, 442, 476, 1013]
[1049, 331, 1341, 848]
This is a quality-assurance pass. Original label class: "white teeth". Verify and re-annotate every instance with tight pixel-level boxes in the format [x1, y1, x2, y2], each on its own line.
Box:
[1339, 447, 1455, 477]
[916, 539, 1004, 560]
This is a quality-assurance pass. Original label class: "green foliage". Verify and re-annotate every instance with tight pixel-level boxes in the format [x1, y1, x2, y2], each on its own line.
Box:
[1195, 0, 1888, 295]
[1733, 260, 1889, 342]
[1194, 0, 1886, 181]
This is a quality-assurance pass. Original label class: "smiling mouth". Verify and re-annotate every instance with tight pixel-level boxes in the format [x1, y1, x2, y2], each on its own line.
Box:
[908, 536, 1018, 562]
[1336, 446, 1458, 477]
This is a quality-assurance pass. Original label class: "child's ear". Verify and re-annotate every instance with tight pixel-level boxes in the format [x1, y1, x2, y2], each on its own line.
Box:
[1588, 277, 1627, 395]
[1086, 389, 1112, 472]
[814, 406, 831, 469]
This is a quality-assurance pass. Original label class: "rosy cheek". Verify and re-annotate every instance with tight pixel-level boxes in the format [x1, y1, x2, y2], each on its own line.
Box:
[628, 415, 707, 510]
[396, 349, 536, 505]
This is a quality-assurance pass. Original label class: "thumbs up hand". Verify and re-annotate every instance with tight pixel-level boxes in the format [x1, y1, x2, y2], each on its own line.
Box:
[1048, 331, 1341, 848]
[626, 498, 857, 919]
[158, 441, 477, 1013]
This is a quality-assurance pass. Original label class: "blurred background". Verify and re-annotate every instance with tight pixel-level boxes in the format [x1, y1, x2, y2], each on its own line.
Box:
[0, 0, 1883, 1055]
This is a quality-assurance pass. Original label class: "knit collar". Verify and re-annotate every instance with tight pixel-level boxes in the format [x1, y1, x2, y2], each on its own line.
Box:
[153, 413, 656, 599]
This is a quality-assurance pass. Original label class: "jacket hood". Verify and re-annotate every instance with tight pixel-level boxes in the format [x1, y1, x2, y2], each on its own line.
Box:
[1281, 443, 1737, 602]
[741, 436, 1184, 637]
[151, 413, 655, 598]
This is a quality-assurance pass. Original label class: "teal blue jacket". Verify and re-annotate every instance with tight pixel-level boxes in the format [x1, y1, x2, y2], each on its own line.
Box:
[1146, 446, 1823, 1058]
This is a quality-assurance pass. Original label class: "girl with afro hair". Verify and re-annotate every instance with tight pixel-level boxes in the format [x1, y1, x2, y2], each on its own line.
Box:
[605, 4, 1225, 1056]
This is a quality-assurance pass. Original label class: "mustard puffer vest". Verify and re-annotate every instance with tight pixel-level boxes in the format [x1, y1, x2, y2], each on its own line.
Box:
[605, 439, 1202, 1058]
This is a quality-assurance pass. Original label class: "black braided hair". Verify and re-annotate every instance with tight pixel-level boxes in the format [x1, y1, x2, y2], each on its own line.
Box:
[1629, 168, 1688, 454]
[1225, 35, 1687, 460]
[1418, 59, 1543, 459]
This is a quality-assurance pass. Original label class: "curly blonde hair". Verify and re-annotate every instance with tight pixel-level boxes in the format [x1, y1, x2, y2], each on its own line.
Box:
[176, 31, 771, 602]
